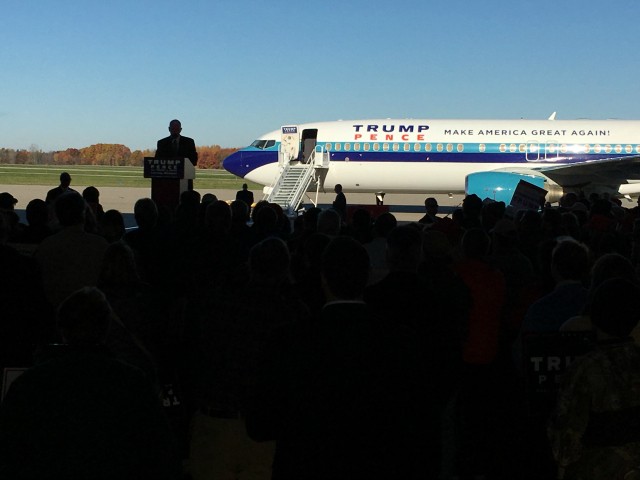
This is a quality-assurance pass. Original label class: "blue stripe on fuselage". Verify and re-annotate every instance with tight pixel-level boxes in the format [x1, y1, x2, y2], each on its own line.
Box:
[222, 142, 635, 177]
[327, 151, 627, 164]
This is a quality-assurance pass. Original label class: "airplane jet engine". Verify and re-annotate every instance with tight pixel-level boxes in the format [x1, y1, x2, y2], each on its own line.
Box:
[465, 170, 563, 206]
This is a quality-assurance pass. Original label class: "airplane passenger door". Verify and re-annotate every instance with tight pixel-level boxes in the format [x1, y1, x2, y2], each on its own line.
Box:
[526, 141, 540, 162]
[301, 129, 318, 163]
[280, 126, 300, 165]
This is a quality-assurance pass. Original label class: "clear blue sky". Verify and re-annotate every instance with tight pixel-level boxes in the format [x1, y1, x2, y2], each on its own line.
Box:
[2, 0, 639, 152]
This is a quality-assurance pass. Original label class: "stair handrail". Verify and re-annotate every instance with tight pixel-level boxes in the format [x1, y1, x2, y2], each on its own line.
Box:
[264, 162, 291, 202]
[281, 164, 314, 214]
[265, 145, 330, 212]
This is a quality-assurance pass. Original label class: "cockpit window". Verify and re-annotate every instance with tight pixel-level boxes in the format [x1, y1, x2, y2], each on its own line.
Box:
[250, 139, 276, 149]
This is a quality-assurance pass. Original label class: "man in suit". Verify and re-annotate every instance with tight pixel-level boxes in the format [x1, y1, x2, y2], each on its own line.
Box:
[235, 183, 254, 210]
[156, 119, 198, 190]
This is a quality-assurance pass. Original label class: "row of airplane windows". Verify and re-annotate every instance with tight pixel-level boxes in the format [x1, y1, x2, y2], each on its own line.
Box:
[323, 142, 640, 154]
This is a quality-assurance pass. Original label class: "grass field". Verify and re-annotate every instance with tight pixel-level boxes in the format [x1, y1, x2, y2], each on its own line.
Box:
[0, 164, 261, 190]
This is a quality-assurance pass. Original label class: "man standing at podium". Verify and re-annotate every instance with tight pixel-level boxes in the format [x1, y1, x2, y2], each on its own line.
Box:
[156, 119, 198, 189]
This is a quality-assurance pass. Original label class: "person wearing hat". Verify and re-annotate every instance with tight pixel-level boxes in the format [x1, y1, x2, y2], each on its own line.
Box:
[0, 192, 23, 241]
[0, 192, 17, 211]
[548, 278, 640, 479]
[45, 172, 76, 205]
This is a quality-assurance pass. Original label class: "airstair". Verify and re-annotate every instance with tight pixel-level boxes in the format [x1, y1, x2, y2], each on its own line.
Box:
[265, 145, 330, 215]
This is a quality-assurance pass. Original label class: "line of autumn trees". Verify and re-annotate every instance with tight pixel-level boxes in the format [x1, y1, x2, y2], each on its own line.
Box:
[0, 144, 239, 168]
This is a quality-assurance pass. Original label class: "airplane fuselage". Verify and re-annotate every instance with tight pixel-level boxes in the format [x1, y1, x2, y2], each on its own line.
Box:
[222, 118, 640, 196]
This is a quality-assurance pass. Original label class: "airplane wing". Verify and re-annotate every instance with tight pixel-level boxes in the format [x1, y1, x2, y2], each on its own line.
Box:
[535, 155, 640, 189]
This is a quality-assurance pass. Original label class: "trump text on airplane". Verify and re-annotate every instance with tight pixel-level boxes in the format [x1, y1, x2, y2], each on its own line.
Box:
[352, 123, 430, 141]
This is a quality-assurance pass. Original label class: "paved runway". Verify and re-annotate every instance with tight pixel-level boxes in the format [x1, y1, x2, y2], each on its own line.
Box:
[1, 184, 466, 225]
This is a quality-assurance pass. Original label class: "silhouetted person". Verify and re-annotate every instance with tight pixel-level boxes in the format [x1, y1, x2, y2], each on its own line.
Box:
[316, 208, 342, 237]
[364, 225, 462, 477]
[249, 203, 280, 246]
[364, 211, 397, 284]
[45, 171, 75, 205]
[34, 192, 108, 307]
[189, 237, 307, 480]
[290, 232, 332, 315]
[541, 207, 567, 240]
[198, 192, 217, 227]
[17, 198, 53, 244]
[97, 242, 159, 387]
[454, 227, 507, 479]
[99, 209, 126, 243]
[0, 191, 17, 211]
[82, 185, 105, 222]
[461, 193, 483, 230]
[561, 211, 582, 241]
[287, 206, 321, 261]
[349, 208, 373, 244]
[521, 239, 590, 333]
[419, 228, 470, 342]
[202, 192, 217, 204]
[269, 202, 291, 237]
[0, 192, 25, 241]
[548, 278, 640, 479]
[156, 119, 198, 166]
[247, 236, 424, 479]
[180, 189, 201, 209]
[190, 200, 243, 292]
[517, 209, 545, 274]
[489, 218, 535, 342]
[418, 197, 439, 225]
[236, 183, 254, 210]
[559, 192, 579, 211]
[332, 183, 347, 220]
[229, 199, 253, 258]
[481, 199, 506, 232]
[561, 253, 638, 338]
[0, 287, 181, 480]
[155, 119, 198, 190]
[0, 212, 54, 371]
[123, 197, 164, 284]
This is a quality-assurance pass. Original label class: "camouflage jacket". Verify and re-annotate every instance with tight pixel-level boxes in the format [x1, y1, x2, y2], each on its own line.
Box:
[548, 338, 640, 479]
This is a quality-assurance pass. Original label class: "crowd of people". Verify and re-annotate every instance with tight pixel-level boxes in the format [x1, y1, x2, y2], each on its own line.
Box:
[1, 179, 640, 479]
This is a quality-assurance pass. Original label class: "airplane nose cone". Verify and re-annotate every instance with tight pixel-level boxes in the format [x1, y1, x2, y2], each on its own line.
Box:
[223, 149, 277, 178]
[222, 151, 251, 178]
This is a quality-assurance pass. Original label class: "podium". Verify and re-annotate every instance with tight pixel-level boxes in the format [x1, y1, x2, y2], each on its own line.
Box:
[144, 157, 195, 211]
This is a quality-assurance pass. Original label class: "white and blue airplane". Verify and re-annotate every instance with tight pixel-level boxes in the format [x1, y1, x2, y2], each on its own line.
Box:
[222, 115, 640, 205]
